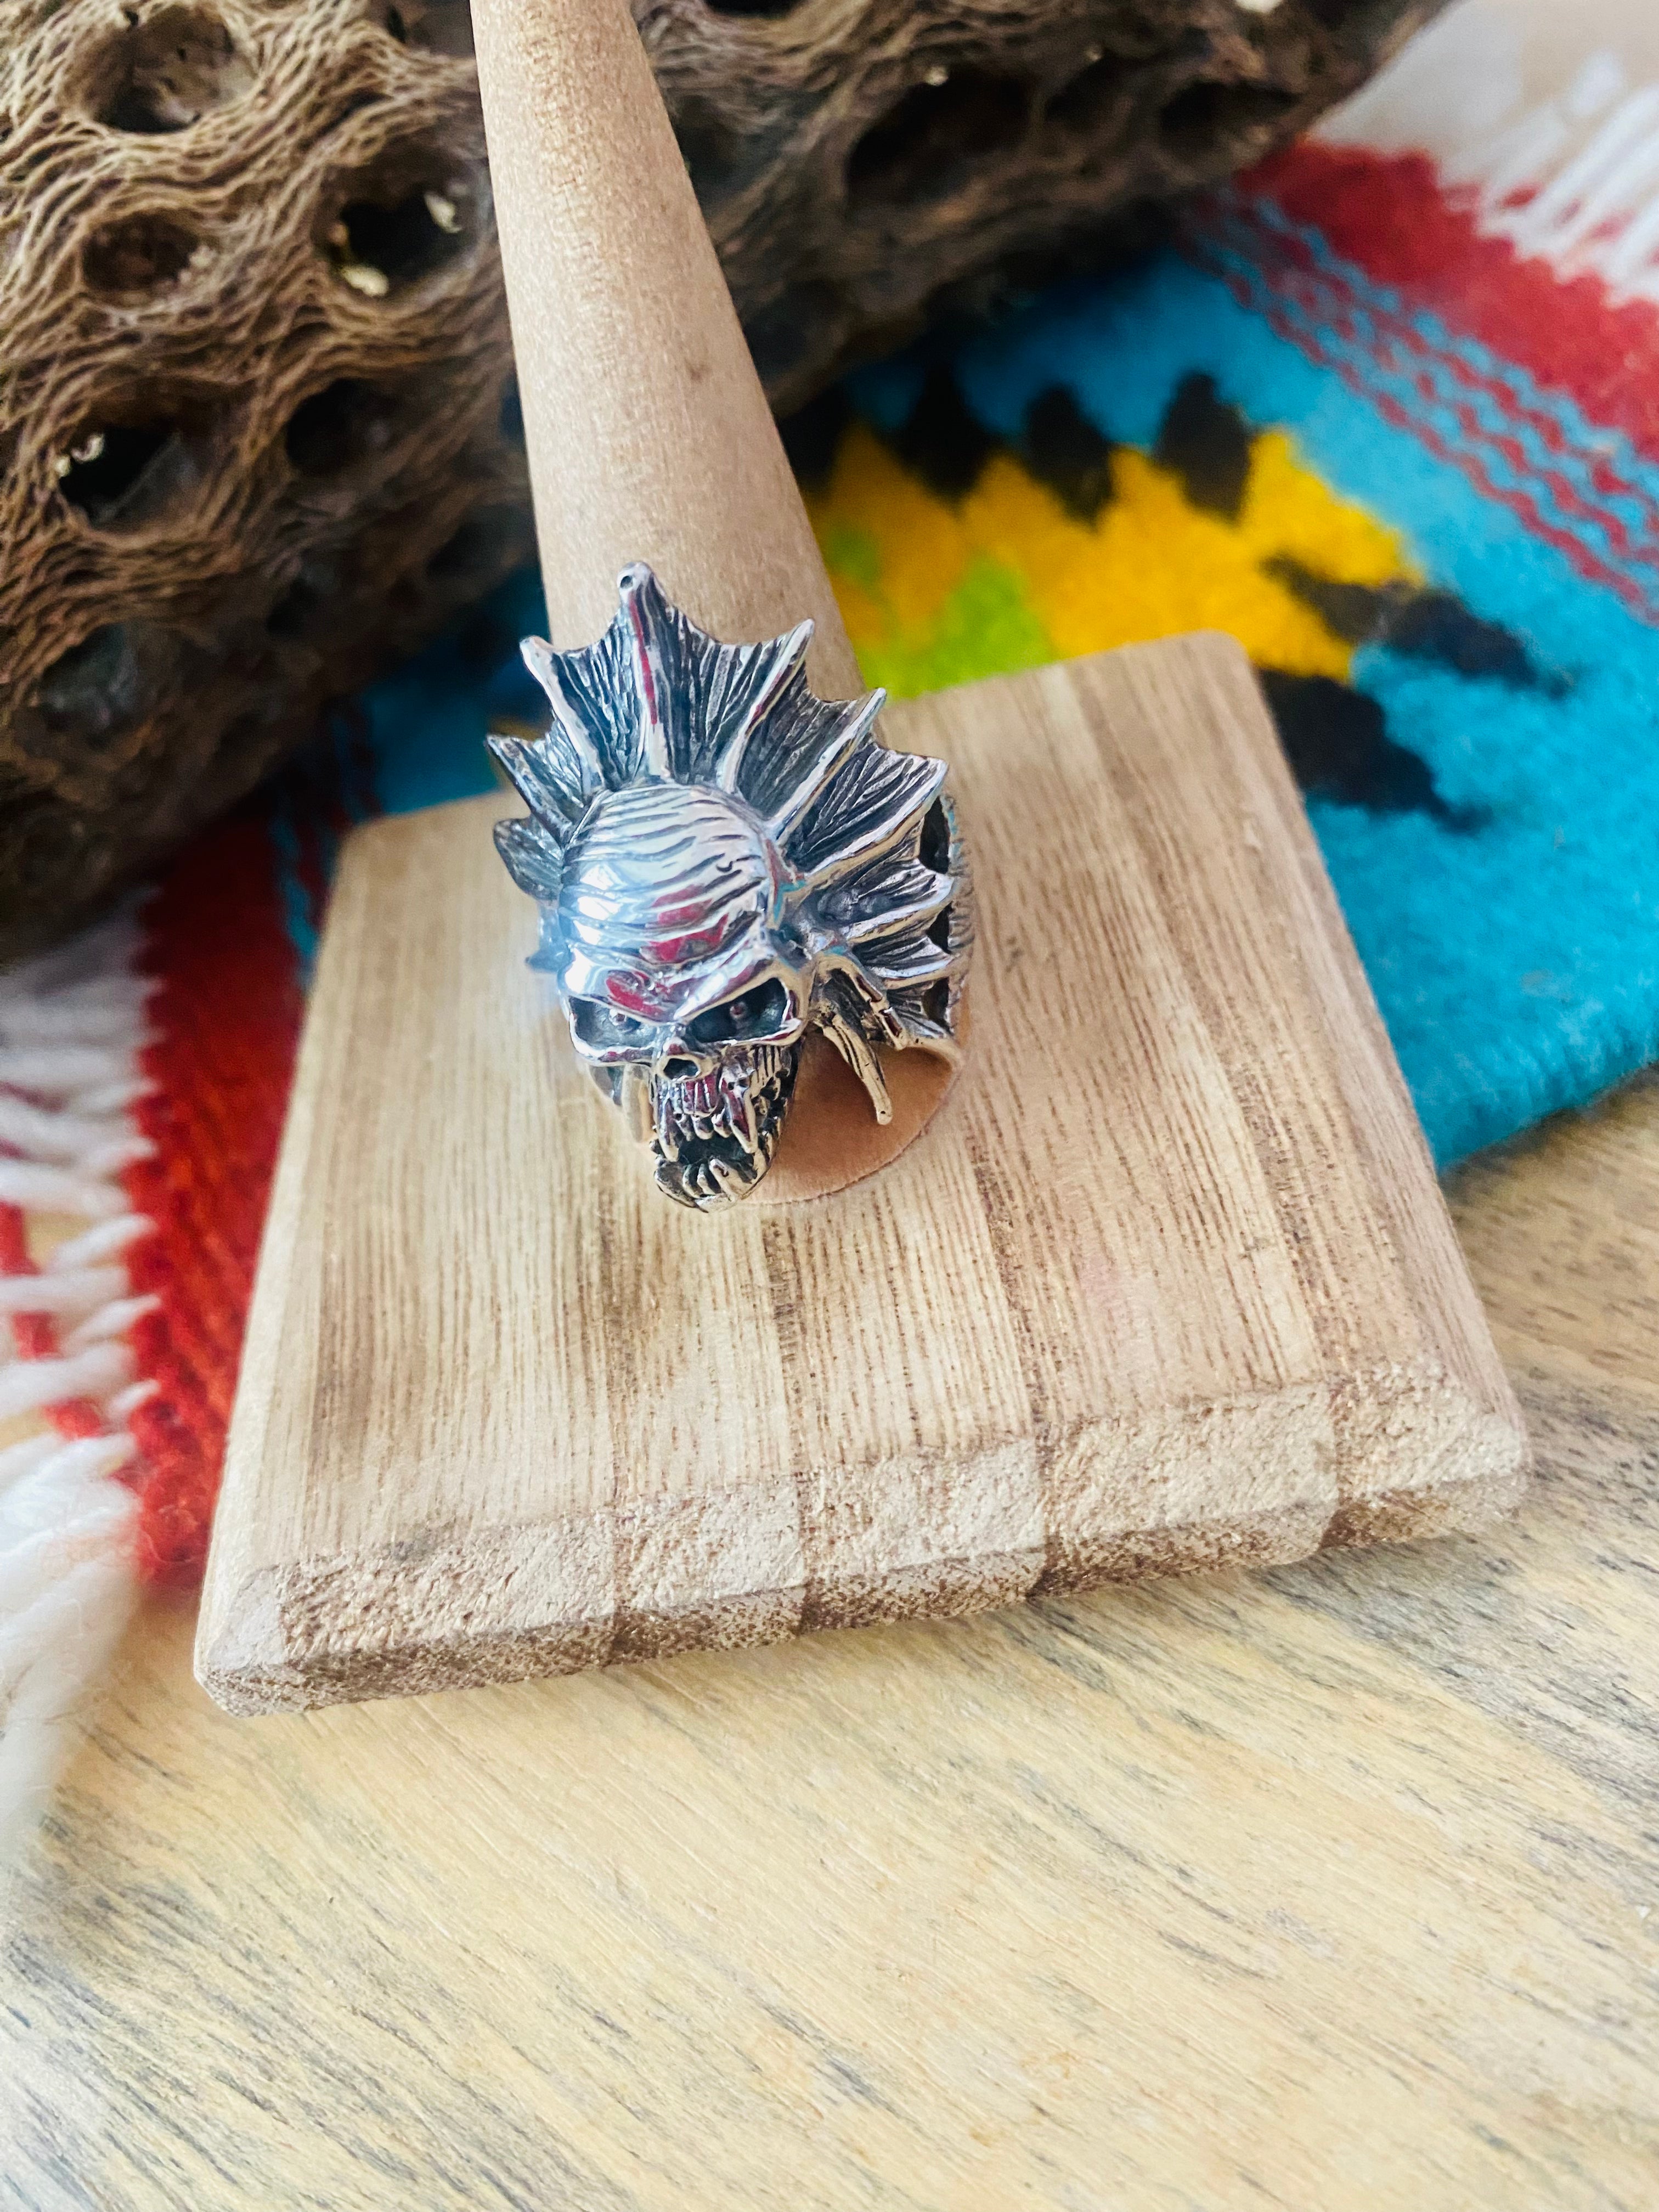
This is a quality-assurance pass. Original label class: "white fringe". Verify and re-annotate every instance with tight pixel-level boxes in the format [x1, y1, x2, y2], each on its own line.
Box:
[0, 1432, 140, 1864]
[0, 911, 155, 1864]
[1324, 0, 1659, 307]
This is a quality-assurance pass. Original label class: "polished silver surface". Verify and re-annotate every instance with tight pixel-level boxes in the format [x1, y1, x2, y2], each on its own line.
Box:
[490, 563, 973, 1210]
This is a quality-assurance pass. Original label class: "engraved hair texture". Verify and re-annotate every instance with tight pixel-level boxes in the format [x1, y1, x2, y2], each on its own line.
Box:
[492, 566, 971, 1208]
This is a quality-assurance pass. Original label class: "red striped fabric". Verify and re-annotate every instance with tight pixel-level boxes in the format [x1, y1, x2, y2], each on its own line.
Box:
[1256, 143, 1659, 463]
[120, 818, 302, 1588]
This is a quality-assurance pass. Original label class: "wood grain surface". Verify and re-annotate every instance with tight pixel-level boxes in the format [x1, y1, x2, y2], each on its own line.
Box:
[197, 633, 1523, 1713]
[471, 0, 861, 692]
[2, 1074, 1655, 2210]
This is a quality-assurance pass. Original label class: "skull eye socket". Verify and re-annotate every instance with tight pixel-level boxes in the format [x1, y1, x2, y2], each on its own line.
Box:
[685, 977, 790, 1047]
[571, 997, 652, 1053]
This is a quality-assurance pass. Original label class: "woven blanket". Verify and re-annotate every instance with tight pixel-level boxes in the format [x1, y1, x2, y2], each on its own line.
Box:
[4, 0, 1658, 1826]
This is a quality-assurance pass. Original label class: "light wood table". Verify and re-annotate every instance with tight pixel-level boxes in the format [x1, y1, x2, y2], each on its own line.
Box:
[3, 1082, 1656, 2210]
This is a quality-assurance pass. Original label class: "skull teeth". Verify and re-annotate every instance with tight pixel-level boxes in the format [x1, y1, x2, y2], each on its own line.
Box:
[645, 1043, 797, 1206]
[707, 1159, 744, 1202]
[714, 1064, 763, 1159]
[654, 1085, 680, 1161]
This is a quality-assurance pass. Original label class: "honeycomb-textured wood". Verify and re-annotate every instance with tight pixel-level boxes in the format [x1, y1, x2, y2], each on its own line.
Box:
[0, 0, 1441, 958]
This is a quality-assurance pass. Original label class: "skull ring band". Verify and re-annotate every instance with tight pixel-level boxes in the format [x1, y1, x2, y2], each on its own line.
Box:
[490, 563, 973, 1211]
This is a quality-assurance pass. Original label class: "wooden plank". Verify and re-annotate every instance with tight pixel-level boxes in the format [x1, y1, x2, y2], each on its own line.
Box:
[196, 631, 1526, 1711]
[4, 1078, 1655, 2211]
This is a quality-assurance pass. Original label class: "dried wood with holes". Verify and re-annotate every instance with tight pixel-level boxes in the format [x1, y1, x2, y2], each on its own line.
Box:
[2, 0, 1438, 957]
[196, 629, 1527, 1713]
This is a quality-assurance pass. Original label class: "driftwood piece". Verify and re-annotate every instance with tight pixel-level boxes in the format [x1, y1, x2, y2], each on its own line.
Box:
[0, 0, 1443, 957]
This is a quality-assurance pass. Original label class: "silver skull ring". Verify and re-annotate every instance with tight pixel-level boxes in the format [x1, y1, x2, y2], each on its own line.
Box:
[490, 565, 973, 1211]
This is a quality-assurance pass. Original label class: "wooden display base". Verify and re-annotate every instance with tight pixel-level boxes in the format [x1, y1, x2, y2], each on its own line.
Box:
[197, 635, 1527, 1714]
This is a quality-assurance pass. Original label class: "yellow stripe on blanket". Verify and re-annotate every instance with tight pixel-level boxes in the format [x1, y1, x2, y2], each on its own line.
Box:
[806, 417, 1415, 702]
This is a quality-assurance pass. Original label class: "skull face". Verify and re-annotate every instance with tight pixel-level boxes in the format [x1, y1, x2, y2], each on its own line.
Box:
[491, 565, 973, 1215]
[556, 781, 810, 1206]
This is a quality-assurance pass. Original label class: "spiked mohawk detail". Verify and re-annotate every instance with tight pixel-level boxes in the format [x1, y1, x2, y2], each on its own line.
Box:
[489, 564, 973, 1211]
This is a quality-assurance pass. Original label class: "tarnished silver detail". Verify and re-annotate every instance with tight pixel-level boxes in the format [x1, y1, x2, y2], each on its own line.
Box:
[490, 563, 973, 1211]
